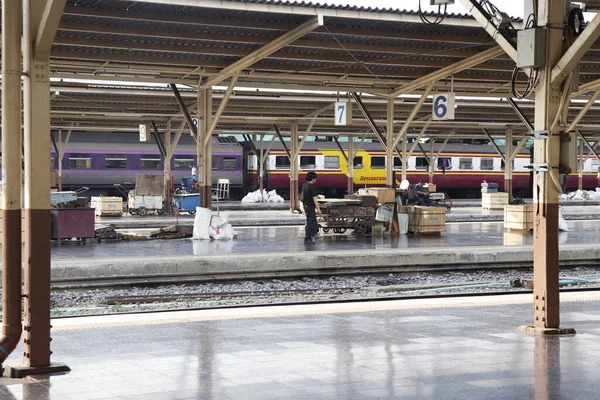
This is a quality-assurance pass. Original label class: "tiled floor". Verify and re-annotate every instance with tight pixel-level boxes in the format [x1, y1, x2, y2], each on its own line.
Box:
[1, 291, 599, 399]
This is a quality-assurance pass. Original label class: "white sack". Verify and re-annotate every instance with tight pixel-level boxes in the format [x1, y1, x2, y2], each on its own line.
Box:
[192, 207, 212, 240]
[558, 208, 569, 232]
[209, 215, 235, 240]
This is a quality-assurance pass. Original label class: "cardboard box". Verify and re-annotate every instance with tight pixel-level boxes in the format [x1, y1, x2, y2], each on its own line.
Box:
[504, 204, 533, 231]
[424, 183, 436, 192]
[482, 192, 509, 210]
[408, 206, 446, 234]
[358, 188, 396, 204]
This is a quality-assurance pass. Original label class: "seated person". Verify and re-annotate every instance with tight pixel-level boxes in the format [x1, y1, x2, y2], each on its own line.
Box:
[414, 180, 434, 207]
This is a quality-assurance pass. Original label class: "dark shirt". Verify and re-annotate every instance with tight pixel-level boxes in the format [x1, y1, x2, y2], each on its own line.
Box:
[414, 184, 427, 198]
[302, 182, 318, 206]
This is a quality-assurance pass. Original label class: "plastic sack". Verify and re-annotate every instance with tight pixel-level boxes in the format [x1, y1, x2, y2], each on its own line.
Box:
[558, 208, 568, 232]
[209, 216, 235, 240]
[192, 207, 212, 240]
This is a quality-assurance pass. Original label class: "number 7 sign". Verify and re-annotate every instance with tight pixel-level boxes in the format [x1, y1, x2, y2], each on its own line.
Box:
[335, 101, 352, 126]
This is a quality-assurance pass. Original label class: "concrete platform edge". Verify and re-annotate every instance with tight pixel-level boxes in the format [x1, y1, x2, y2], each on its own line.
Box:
[40, 244, 600, 280]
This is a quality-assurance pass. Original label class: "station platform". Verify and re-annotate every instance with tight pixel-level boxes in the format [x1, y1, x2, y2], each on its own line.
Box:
[1, 290, 598, 399]
[15, 220, 600, 281]
[97, 205, 600, 229]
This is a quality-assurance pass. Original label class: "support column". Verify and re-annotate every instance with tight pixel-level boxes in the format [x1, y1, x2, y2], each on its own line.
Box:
[386, 98, 394, 188]
[290, 123, 299, 213]
[402, 134, 408, 182]
[578, 139, 584, 190]
[164, 121, 172, 213]
[259, 135, 265, 193]
[19, 0, 69, 374]
[505, 127, 513, 202]
[0, 0, 23, 367]
[531, 0, 567, 331]
[347, 136, 354, 194]
[197, 86, 213, 208]
[428, 139, 436, 184]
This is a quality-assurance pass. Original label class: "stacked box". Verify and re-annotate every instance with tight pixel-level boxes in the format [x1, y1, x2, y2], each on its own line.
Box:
[408, 206, 446, 234]
[424, 183, 436, 192]
[482, 192, 509, 210]
[358, 188, 396, 204]
[504, 204, 533, 231]
[91, 196, 123, 217]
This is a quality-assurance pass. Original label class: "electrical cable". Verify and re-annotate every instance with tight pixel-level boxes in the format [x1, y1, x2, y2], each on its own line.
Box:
[418, 0, 447, 25]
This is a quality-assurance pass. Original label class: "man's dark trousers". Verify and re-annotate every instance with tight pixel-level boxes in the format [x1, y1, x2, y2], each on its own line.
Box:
[304, 205, 317, 238]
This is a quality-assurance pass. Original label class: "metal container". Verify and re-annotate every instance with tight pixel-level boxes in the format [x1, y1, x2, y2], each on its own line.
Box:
[172, 193, 200, 213]
[50, 208, 95, 240]
[50, 191, 77, 205]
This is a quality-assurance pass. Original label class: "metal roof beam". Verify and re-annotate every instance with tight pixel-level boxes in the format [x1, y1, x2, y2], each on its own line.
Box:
[456, 0, 518, 63]
[481, 128, 506, 161]
[391, 46, 504, 97]
[392, 85, 434, 149]
[202, 16, 324, 89]
[34, 0, 67, 57]
[567, 88, 600, 132]
[506, 98, 534, 132]
[552, 13, 600, 85]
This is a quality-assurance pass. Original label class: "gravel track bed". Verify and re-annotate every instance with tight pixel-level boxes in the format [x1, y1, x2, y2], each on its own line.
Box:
[49, 267, 600, 317]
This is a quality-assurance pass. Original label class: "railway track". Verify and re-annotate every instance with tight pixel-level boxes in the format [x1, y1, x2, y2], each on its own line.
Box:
[50, 258, 600, 291]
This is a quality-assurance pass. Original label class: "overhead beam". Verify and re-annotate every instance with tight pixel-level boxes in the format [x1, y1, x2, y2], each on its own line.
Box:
[169, 83, 198, 139]
[507, 98, 534, 132]
[392, 84, 434, 149]
[206, 74, 239, 146]
[482, 128, 506, 161]
[34, 0, 67, 56]
[456, 0, 518, 63]
[576, 130, 600, 163]
[551, 12, 600, 85]
[333, 137, 349, 162]
[567, 88, 600, 132]
[150, 120, 167, 159]
[203, 16, 323, 88]
[391, 46, 504, 97]
[273, 124, 291, 160]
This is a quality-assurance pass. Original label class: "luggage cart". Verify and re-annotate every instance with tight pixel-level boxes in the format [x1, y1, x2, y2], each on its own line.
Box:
[114, 184, 164, 216]
[317, 199, 377, 236]
[429, 192, 453, 210]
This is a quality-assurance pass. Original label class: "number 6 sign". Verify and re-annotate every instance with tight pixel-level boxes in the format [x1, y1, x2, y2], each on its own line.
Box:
[335, 101, 352, 126]
[432, 93, 455, 120]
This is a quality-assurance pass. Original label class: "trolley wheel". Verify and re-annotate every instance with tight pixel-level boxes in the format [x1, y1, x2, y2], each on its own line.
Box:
[446, 207, 452, 211]
[137, 206, 147, 216]
[129, 208, 136, 215]
[333, 228, 347, 234]
[353, 222, 367, 236]
[157, 209, 165, 216]
[188, 210, 196, 215]
[322, 228, 330, 233]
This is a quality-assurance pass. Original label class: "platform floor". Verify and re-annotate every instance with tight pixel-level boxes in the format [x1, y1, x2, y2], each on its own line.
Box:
[1, 291, 599, 399]
[38, 220, 600, 259]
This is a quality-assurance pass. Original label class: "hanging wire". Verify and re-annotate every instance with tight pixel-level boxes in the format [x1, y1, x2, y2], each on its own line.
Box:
[417, 0, 447, 25]
[510, 13, 539, 99]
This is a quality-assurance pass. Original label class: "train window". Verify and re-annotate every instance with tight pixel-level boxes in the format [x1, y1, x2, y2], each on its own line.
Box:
[459, 157, 473, 170]
[140, 155, 161, 169]
[353, 156, 363, 169]
[174, 156, 195, 170]
[500, 159, 515, 170]
[223, 156, 237, 170]
[300, 155, 316, 169]
[324, 156, 339, 169]
[480, 158, 494, 171]
[393, 156, 401, 169]
[212, 156, 219, 170]
[68, 154, 91, 169]
[415, 157, 428, 170]
[437, 157, 451, 170]
[105, 154, 127, 169]
[371, 156, 385, 169]
[592, 158, 600, 170]
[275, 156, 290, 169]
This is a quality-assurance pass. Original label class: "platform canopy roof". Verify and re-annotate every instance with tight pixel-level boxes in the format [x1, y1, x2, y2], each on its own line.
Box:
[8, 0, 600, 139]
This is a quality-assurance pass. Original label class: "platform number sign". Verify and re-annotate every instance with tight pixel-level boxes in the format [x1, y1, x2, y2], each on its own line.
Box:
[432, 93, 455, 120]
[191, 117, 199, 136]
[335, 101, 352, 126]
[139, 124, 148, 142]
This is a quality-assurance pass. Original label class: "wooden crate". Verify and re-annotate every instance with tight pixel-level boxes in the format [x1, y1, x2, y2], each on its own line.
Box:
[91, 196, 124, 217]
[504, 204, 533, 231]
[408, 206, 446, 234]
[424, 183, 436, 192]
[482, 192, 509, 210]
[358, 188, 396, 204]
